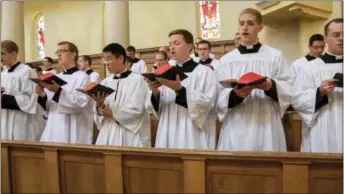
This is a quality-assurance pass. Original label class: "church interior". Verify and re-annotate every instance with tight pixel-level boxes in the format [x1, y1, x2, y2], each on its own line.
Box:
[1, 1, 343, 193]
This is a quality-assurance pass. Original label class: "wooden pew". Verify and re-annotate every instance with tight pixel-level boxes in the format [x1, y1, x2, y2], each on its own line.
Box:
[2, 141, 342, 194]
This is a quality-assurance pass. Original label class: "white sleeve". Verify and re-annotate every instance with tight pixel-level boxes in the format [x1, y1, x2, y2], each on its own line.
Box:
[185, 69, 217, 129]
[56, 75, 90, 113]
[90, 72, 102, 83]
[291, 66, 319, 127]
[110, 78, 148, 133]
[14, 68, 37, 114]
[270, 53, 292, 117]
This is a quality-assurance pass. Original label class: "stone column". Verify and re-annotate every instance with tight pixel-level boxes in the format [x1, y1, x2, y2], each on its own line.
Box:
[103, 1, 129, 76]
[1, 1, 25, 62]
[103, 1, 129, 48]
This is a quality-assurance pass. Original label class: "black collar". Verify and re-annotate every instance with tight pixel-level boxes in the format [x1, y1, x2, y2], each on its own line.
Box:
[86, 69, 94, 75]
[46, 67, 53, 71]
[305, 54, 317, 61]
[132, 58, 140, 63]
[113, 70, 132, 79]
[63, 66, 79, 74]
[175, 58, 199, 73]
[238, 42, 262, 54]
[320, 53, 343, 64]
[8, 61, 21, 73]
[199, 58, 213, 65]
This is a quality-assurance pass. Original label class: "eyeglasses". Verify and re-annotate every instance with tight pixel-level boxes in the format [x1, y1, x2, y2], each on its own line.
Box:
[55, 49, 71, 55]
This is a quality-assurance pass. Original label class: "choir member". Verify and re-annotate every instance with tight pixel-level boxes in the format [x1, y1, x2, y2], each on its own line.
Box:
[125, 56, 134, 70]
[93, 43, 151, 147]
[234, 32, 240, 48]
[1, 40, 38, 140]
[291, 34, 325, 79]
[78, 55, 102, 83]
[291, 18, 343, 153]
[126, 45, 147, 73]
[197, 40, 220, 70]
[146, 29, 217, 149]
[37, 41, 93, 144]
[42, 56, 57, 74]
[216, 8, 292, 151]
[152, 51, 169, 72]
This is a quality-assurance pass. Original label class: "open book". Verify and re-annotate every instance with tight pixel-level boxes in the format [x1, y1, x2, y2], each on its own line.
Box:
[333, 73, 343, 87]
[220, 72, 267, 89]
[76, 82, 115, 96]
[141, 63, 188, 82]
[29, 72, 67, 86]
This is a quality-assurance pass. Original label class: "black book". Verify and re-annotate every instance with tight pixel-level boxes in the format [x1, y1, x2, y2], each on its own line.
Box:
[29, 72, 67, 86]
[142, 63, 188, 82]
[333, 73, 343, 87]
[220, 72, 267, 89]
[76, 82, 115, 96]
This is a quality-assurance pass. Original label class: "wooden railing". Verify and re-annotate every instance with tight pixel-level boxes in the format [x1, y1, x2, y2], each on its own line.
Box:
[2, 141, 342, 194]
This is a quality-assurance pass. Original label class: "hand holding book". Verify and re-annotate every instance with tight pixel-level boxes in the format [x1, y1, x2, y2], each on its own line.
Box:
[76, 82, 115, 106]
[220, 72, 268, 89]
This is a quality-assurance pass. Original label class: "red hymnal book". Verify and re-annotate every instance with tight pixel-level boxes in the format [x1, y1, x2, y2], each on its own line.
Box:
[76, 82, 115, 96]
[29, 72, 67, 86]
[220, 72, 267, 89]
[142, 63, 188, 82]
[333, 73, 343, 87]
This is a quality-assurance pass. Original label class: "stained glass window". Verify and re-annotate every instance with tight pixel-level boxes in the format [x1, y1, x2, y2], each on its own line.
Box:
[36, 15, 45, 59]
[199, 1, 221, 40]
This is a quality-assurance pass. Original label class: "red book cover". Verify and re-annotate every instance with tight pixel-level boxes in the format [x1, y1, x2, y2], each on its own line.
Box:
[220, 72, 267, 89]
[76, 82, 115, 96]
[141, 63, 188, 81]
[29, 72, 67, 86]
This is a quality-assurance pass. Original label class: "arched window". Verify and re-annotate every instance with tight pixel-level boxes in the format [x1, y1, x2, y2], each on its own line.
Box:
[199, 1, 221, 40]
[36, 15, 45, 59]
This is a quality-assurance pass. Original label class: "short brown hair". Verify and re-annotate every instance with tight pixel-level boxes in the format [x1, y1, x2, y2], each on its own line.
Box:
[239, 8, 263, 24]
[198, 40, 212, 49]
[324, 18, 343, 36]
[1, 40, 19, 53]
[58, 41, 79, 62]
[168, 29, 194, 44]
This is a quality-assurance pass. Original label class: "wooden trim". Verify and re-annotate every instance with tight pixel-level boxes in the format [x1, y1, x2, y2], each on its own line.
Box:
[282, 163, 309, 193]
[1, 147, 11, 193]
[104, 154, 123, 193]
[43, 149, 60, 193]
[183, 159, 206, 193]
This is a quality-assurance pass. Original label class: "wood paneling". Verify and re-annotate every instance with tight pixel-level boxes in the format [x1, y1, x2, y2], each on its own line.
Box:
[2, 141, 342, 194]
[26, 39, 235, 78]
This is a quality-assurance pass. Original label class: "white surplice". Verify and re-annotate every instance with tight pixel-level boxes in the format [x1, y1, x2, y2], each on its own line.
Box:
[86, 68, 102, 83]
[1, 63, 38, 140]
[40, 69, 93, 144]
[291, 54, 317, 82]
[291, 53, 343, 153]
[216, 44, 292, 151]
[146, 59, 217, 149]
[94, 71, 151, 147]
[131, 59, 147, 73]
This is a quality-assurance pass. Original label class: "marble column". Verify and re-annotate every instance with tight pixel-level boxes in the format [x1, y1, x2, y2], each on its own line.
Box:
[103, 1, 129, 76]
[103, 1, 129, 48]
[1, 1, 25, 61]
